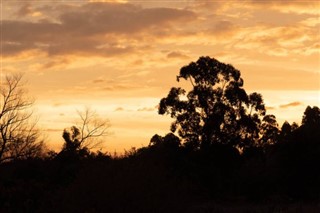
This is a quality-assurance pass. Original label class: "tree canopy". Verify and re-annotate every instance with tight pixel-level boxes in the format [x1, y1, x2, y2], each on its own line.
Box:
[158, 56, 279, 151]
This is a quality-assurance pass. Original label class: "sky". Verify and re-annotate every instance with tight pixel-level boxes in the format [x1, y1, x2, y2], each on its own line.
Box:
[1, 0, 319, 152]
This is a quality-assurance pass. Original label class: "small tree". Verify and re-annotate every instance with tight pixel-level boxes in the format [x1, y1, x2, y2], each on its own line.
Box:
[61, 108, 110, 154]
[0, 73, 45, 162]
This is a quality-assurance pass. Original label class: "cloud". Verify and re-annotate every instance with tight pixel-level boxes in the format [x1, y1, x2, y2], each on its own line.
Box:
[115, 107, 124, 111]
[58, 3, 194, 34]
[3, 2, 196, 57]
[16, 3, 33, 17]
[167, 51, 189, 59]
[102, 83, 138, 91]
[92, 79, 105, 84]
[300, 17, 320, 27]
[279, 101, 302, 109]
[248, 0, 319, 15]
[42, 58, 70, 69]
[211, 20, 235, 34]
[266, 106, 276, 110]
[231, 24, 317, 57]
[137, 106, 157, 112]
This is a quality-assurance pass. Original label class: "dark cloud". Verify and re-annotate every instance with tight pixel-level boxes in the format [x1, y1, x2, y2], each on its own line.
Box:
[279, 101, 302, 109]
[60, 3, 195, 34]
[3, 2, 196, 57]
[2, 20, 61, 56]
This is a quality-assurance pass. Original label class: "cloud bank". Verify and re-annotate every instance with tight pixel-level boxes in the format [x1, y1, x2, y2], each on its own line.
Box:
[3, 2, 196, 57]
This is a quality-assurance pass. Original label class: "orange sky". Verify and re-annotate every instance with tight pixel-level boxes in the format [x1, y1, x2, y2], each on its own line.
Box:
[1, 0, 319, 152]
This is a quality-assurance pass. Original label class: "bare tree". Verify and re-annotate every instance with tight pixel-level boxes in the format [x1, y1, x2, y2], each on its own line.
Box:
[0, 73, 45, 162]
[62, 108, 110, 153]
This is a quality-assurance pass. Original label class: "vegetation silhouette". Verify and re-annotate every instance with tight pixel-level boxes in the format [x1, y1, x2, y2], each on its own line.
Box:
[0, 73, 45, 162]
[58, 108, 110, 160]
[0, 58, 319, 212]
[158, 56, 278, 152]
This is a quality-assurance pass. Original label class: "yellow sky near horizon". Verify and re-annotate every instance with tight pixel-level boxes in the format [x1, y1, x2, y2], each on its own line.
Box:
[1, 0, 319, 152]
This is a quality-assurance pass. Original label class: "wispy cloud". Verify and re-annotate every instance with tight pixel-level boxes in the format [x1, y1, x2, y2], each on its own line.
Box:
[248, 0, 319, 15]
[266, 106, 276, 110]
[92, 79, 105, 84]
[137, 106, 157, 112]
[167, 51, 189, 59]
[279, 101, 302, 109]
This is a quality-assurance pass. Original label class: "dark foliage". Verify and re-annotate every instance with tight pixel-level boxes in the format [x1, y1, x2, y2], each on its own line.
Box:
[158, 56, 278, 152]
[0, 107, 319, 212]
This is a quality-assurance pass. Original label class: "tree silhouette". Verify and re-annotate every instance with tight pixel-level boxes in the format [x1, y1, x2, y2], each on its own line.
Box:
[0, 73, 45, 162]
[275, 106, 320, 199]
[298, 106, 320, 146]
[278, 121, 298, 144]
[150, 133, 180, 150]
[302, 106, 320, 127]
[61, 108, 110, 155]
[158, 56, 277, 151]
[62, 126, 82, 152]
[259, 114, 279, 146]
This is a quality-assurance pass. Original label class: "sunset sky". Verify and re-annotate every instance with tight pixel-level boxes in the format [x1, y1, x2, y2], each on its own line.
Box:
[1, 0, 319, 152]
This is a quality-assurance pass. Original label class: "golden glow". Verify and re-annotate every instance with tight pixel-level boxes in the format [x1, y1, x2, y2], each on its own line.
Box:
[2, 1, 319, 153]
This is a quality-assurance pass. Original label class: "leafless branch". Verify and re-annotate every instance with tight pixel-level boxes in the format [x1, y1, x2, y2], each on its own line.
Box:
[62, 107, 111, 152]
[0, 73, 44, 162]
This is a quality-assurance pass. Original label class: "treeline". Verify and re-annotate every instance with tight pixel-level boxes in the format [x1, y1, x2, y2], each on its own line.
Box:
[0, 57, 319, 212]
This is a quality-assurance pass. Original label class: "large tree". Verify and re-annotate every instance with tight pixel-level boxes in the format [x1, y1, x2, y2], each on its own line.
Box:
[0, 73, 45, 162]
[158, 56, 278, 151]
